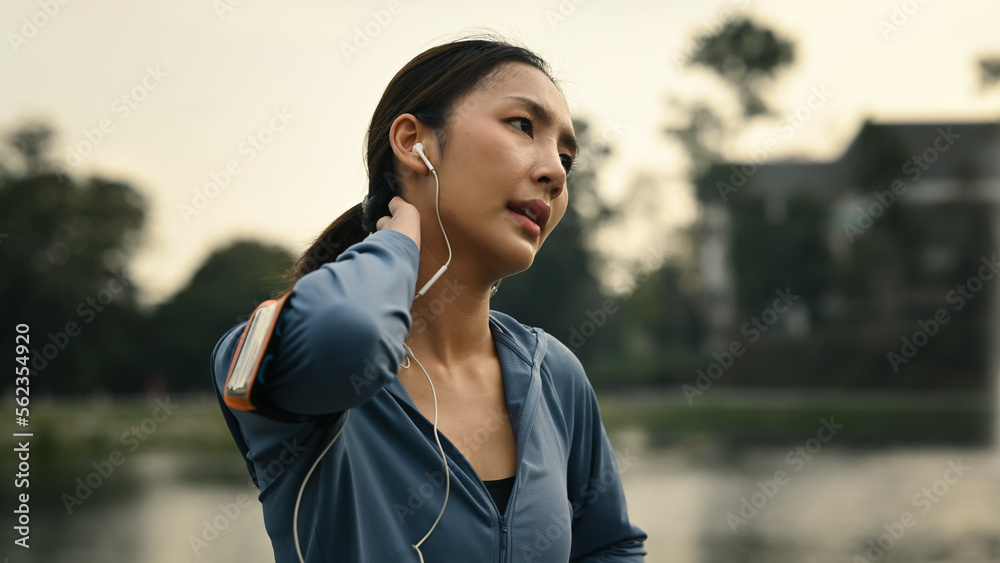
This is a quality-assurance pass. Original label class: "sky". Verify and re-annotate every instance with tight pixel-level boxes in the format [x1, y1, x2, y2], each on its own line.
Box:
[2, 0, 999, 305]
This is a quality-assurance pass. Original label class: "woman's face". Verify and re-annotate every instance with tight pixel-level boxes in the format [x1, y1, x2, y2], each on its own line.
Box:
[401, 62, 577, 283]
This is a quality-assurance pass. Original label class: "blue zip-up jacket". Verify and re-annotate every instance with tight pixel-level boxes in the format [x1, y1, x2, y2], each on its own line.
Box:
[210, 229, 648, 562]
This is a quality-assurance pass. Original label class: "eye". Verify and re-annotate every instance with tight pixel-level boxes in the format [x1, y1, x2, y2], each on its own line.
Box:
[561, 155, 575, 174]
[508, 116, 533, 135]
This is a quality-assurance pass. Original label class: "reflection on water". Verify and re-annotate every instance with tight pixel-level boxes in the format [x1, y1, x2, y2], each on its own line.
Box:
[626, 445, 1000, 563]
[12, 446, 1000, 562]
[7, 452, 272, 563]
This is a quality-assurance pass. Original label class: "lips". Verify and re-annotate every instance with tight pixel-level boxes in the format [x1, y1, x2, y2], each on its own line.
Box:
[506, 199, 551, 231]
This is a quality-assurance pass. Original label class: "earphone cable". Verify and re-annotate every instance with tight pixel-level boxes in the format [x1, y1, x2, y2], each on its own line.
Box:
[294, 409, 351, 563]
[432, 169, 452, 273]
[404, 342, 451, 561]
[414, 169, 452, 299]
[294, 163, 453, 563]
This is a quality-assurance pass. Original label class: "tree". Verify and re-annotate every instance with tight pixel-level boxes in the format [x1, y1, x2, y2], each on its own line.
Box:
[979, 55, 1000, 89]
[152, 240, 296, 391]
[686, 17, 794, 118]
[666, 16, 796, 188]
[0, 122, 147, 394]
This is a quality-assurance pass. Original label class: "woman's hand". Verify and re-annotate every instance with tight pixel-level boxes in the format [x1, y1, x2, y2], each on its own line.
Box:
[375, 196, 420, 251]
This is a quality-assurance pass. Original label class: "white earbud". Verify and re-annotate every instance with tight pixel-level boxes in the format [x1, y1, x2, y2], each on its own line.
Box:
[412, 142, 435, 172]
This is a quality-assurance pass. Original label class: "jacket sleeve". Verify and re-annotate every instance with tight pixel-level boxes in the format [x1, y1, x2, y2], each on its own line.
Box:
[247, 228, 420, 416]
[549, 335, 648, 562]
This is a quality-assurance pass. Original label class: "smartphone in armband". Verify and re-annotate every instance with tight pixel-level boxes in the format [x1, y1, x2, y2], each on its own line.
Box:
[224, 294, 289, 411]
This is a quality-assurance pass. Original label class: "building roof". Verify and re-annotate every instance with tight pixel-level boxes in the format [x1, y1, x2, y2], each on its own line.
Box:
[697, 118, 1000, 202]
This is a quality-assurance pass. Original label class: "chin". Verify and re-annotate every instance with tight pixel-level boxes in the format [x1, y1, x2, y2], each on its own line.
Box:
[463, 213, 545, 278]
[490, 237, 537, 278]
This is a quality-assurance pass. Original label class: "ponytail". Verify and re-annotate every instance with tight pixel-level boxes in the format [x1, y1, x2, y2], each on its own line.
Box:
[283, 202, 367, 294]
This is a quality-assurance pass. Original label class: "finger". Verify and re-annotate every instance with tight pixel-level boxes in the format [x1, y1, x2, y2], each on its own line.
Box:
[386, 195, 402, 214]
[375, 216, 389, 230]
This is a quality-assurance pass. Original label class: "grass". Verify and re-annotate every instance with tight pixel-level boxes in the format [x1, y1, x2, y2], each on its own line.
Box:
[1, 389, 992, 463]
[2, 394, 236, 462]
[598, 389, 992, 447]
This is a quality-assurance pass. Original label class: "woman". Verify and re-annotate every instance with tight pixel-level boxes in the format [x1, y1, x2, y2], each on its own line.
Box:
[211, 35, 647, 562]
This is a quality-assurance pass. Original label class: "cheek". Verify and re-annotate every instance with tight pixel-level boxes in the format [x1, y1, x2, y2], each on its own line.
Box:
[445, 129, 508, 193]
[550, 196, 569, 228]
[460, 116, 529, 171]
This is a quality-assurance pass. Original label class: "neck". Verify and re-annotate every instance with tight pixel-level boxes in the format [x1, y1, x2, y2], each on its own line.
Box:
[405, 262, 495, 370]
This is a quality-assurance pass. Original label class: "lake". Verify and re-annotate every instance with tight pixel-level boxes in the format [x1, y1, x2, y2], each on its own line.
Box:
[7, 442, 1000, 562]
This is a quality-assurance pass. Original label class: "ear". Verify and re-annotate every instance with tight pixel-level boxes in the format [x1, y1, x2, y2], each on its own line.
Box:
[388, 113, 435, 177]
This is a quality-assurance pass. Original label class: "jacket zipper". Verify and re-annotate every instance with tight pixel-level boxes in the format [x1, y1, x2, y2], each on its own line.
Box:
[499, 514, 507, 563]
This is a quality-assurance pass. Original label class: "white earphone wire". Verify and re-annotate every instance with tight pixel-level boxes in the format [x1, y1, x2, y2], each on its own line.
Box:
[294, 409, 350, 563]
[404, 342, 451, 562]
[415, 168, 452, 299]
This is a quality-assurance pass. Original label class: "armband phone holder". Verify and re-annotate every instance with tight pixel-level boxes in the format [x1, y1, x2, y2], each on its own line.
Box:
[224, 294, 289, 411]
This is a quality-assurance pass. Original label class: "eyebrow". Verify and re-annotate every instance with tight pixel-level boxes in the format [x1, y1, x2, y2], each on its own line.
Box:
[500, 95, 578, 158]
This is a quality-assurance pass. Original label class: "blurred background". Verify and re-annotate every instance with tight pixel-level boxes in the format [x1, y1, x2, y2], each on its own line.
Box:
[2, 0, 1000, 561]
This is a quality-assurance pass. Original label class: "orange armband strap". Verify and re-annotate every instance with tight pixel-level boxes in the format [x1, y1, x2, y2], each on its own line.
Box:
[224, 294, 289, 411]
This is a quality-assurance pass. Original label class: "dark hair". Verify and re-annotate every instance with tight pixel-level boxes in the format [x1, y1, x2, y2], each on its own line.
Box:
[282, 34, 556, 292]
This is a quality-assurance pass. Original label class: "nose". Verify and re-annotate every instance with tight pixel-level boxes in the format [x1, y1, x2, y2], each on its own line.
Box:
[535, 146, 567, 200]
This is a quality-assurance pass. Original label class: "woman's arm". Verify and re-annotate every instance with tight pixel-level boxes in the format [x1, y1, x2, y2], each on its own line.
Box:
[246, 228, 420, 416]
[566, 386, 648, 562]
[546, 335, 648, 562]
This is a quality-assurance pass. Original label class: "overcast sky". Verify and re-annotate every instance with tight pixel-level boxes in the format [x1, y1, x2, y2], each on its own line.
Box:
[2, 0, 998, 305]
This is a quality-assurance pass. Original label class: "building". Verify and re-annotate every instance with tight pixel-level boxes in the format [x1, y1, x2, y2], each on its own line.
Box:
[693, 118, 1000, 393]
